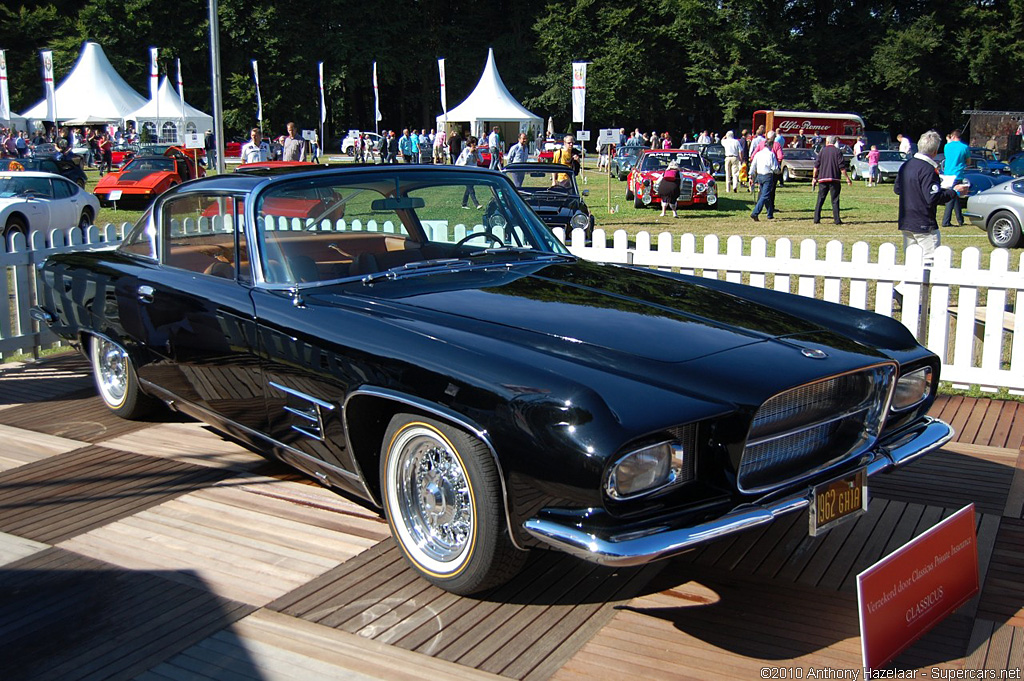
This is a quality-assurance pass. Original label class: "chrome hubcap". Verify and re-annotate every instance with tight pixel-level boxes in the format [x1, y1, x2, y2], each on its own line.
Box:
[992, 218, 1014, 245]
[396, 431, 472, 564]
[97, 339, 128, 404]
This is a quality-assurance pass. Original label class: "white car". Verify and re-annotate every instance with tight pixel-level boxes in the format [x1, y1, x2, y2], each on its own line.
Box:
[0, 171, 100, 239]
[340, 131, 383, 156]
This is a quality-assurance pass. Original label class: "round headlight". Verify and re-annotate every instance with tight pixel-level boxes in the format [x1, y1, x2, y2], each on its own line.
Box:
[696, 183, 708, 193]
[892, 367, 933, 411]
[570, 212, 590, 230]
[605, 441, 692, 500]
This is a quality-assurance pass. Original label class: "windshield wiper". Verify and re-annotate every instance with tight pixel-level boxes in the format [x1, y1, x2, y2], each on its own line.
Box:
[361, 258, 471, 283]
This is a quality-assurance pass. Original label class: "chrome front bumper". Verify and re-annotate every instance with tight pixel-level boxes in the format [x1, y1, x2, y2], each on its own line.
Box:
[523, 416, 953, 567]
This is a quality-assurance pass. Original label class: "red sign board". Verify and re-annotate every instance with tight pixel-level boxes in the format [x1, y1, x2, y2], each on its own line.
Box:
[857, 504, 979, 671]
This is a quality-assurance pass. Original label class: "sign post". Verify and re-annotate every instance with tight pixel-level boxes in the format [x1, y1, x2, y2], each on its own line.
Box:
[598, 128, 619, 215]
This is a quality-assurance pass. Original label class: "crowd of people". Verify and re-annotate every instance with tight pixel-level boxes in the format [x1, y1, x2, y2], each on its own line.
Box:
[0, 124, 137, 176]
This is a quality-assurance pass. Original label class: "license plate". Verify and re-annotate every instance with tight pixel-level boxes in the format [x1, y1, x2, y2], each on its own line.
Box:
[809, 469, 867, 536]
[108, 190, 123, 201]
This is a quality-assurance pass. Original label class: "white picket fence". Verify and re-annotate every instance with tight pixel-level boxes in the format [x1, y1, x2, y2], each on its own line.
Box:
[3, 224, 1022, 395]
[554, 227, 1023, 395]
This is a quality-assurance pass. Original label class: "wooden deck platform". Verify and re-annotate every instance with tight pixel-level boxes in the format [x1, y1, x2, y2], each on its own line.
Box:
[1, 353, 1022, 680]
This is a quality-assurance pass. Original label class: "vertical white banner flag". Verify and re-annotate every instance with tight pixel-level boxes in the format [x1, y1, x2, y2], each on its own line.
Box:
[318, 62, 326, 124]
[373, 61, 382, 131]
[0, 51, 10, 124]
[571, 62, 587, 124]
[176, 58, 184, 102]
[252, 60, 263, 128]
[149, 47, 159, 99]
[41, 50, 56, 122]
[438, 58, 447, 121]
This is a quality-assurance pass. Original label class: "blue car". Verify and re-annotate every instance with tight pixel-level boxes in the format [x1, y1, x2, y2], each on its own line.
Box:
[969, 147, 1010, 175]
[1008, 152, 1024, 177]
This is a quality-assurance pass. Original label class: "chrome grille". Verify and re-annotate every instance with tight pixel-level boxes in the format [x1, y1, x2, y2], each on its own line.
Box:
[681, 178, 694, 198]
[738, 365, 896, 493]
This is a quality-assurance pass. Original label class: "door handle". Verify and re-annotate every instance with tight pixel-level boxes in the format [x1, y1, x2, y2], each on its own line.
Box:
[137, 285, 155, 303]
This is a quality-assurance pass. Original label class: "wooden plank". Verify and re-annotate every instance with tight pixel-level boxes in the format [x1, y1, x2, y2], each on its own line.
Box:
[96, 421, 267, 471]
[1, 547, 255, 680]
[0, 423, 88, 471]
[0, 530, 49, 567]
[205, 609, 508, 681]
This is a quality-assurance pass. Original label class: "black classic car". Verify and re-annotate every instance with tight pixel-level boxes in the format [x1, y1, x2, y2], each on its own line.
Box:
[609, 145, 645, 180]
[34, 164, 952, 596]
[0, 157, 88, 188]
[504, 162, 594, 237]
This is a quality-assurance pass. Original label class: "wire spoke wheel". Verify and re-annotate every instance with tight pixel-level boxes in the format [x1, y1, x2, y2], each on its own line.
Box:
[381, 414, 528, 594]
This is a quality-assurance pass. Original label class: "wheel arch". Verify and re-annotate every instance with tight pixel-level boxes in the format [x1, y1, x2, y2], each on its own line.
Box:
[342, 386, 525, 550]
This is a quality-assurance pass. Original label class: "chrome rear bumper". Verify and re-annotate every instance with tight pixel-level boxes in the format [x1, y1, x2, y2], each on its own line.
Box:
[523, 416, 953, 567]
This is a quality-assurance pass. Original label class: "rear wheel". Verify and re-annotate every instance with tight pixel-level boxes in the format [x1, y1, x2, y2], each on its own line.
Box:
[78, 209, 93, 231]
[988, 211, 1023, 248]
[90, 336, 160, 419]
[5, 215, 28, 238]
[381, 414, 528, 595]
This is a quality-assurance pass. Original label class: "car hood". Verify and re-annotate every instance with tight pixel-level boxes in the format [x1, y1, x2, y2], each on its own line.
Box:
[784, 160, 815, 168]
[319, 260, 856, 365]
[521, 192, 584, 214]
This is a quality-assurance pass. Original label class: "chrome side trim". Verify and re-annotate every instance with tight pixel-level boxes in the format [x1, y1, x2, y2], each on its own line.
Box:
[269, 380, 335, 442]
[342, 386, 525, 552]
[525, 417, 954, 567]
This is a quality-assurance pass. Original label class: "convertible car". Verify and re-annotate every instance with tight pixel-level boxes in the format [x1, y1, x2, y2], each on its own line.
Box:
[504, 162, 593, 237]
[34, 164, 952, 596]
[94, 146, 205, 208]
[849, 150, 908, 183]
[626, 149, 718, 209]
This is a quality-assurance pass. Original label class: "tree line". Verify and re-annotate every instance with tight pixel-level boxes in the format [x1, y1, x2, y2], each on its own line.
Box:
[2, 0, 1021, 143]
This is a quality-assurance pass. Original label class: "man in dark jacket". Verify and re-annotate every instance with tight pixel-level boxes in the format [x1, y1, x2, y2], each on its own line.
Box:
[894, 130, 969, 266]
[811, 136, 853, 224]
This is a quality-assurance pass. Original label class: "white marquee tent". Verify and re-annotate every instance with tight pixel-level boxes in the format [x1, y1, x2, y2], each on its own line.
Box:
[128, 77, 213, 144]
[436, 48, 542, 143]
[21, 42, 147, 125]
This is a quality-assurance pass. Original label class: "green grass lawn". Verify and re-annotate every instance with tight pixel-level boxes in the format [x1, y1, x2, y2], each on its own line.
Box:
[576, 161, 999, 266]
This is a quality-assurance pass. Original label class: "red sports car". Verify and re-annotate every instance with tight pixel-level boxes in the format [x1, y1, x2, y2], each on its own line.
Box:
[626, 149, 718, 209]
[94, 146, 205, 208]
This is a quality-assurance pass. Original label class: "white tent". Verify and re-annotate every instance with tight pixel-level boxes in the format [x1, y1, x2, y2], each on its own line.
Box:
[21, 42, 147, 125]
[128, 77, 213, 144]
[436, 48, 542, 143]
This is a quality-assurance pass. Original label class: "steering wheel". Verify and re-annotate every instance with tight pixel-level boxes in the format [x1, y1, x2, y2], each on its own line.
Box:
[454, 231, 506, 249]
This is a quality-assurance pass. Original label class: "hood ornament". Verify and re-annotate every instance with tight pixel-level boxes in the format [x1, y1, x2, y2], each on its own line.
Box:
[801, 348, 828, 359]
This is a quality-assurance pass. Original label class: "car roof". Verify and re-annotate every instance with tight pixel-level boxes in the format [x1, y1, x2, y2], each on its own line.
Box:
[0, 170, 69, 179]
[641, 148, 699, 154]
[167, 162, 507, 196]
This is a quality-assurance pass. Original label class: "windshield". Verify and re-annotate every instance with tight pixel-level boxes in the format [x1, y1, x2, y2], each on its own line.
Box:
[616, 147, 641, 160]
[877, 151, 906, 162]
[0, 176, 51, 198]
[513, 169, 578, 195]
[125, 157, 175, 173]
[254, 169, 571, 285]
[783, 149, 816, 160]
[640, 152, 708, 173]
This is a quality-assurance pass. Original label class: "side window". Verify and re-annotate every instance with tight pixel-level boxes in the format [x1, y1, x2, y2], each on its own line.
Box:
[52, 179, 74, 199]
[162, 193, 248, 281]
[23, 176, 54, 198]
[120, 210, 158, 260]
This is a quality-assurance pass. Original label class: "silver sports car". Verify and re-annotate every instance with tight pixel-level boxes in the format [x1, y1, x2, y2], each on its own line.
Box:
[849, 150, 908, 183]
[964, 177, 1024, 248]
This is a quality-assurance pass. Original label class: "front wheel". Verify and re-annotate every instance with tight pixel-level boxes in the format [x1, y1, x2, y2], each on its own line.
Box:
[849, 166, 859, 181]
[634, 193, 644, 209]
[782, 167, 790, 183]
[381, 414, 528, 595]
[625, 185, 634, 201]
[988, 210, 1023, 248]
[91, 336, 160, 419]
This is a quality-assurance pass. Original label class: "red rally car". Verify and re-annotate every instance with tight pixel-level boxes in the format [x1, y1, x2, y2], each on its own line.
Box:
[626, 149, 718, 209]
[94, 146, 206, 208]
